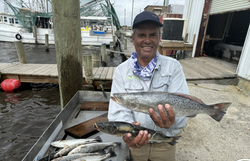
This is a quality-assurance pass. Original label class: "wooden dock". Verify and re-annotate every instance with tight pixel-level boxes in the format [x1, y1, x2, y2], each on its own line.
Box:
[0, 57, 237, 89]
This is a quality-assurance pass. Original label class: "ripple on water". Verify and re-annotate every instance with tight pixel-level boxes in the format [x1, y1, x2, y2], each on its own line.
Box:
[0, 85, 61, 161]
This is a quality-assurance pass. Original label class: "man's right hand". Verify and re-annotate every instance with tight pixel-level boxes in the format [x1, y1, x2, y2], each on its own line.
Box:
[122, 121, 151, 149]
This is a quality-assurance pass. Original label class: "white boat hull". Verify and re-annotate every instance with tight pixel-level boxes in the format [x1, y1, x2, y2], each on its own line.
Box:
[0, 24, 113, 46]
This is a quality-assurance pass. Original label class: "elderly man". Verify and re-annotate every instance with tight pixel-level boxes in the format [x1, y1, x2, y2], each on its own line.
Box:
[108, 11, 189, 161]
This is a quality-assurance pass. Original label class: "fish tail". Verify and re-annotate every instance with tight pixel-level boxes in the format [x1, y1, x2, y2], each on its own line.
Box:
[168, 135, 181, 146]
[94, 136, 102, 142]
[210, 102, 231, 122]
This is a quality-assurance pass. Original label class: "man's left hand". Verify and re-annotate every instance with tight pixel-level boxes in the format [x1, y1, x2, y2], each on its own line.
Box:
[149, 104, 175, 128]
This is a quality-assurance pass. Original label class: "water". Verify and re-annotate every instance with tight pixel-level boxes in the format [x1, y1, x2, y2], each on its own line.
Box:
[0, 84, 60, 161]
[0, 42, 125, 160]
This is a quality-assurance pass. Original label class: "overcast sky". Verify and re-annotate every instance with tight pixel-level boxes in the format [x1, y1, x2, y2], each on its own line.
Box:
[0, 0, 185, 26]
[112, 0, 185, 26]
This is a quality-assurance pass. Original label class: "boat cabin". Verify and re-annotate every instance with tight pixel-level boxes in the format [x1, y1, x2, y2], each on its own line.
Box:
[0, 12, 19, 25]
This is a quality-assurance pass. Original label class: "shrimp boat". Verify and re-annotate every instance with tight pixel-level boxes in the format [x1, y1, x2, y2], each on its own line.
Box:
[0, 0, 121, 46]
[22, 91, 129, 161]
[0, 12, 115, 46]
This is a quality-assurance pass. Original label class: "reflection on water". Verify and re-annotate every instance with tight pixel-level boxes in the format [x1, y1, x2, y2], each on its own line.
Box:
[0, 84, 61, 160]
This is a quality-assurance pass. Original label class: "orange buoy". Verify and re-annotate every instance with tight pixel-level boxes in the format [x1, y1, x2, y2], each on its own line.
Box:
[1, 79, 21, 92]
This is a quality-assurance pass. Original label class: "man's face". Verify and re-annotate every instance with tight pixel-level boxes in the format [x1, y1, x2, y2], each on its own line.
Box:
[132, 23, 161, 62]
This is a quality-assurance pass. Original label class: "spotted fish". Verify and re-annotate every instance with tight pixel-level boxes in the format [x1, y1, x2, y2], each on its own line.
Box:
[111, 92, 231, 122]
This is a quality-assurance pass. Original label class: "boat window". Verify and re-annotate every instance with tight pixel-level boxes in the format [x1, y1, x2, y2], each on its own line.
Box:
[15, 19, 19, 24]
[0, 16, 2, 22]
[4, 17, 7, 22]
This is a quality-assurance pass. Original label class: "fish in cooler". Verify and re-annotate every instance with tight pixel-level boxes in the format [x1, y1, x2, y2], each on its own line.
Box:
[68, 142, 121, 155]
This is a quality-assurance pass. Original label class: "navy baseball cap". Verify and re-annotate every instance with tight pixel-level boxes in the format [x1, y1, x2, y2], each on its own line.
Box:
[132, 11, 163, 29]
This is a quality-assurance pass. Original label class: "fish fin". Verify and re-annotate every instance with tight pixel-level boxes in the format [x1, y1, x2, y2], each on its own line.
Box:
[168, 135, 182, 146]
[94, 136, 102, 142]
[107, 148, 116, 157]
[210, 102, 231, 122]
[98, 149, 107, 155]
[186, 114, 197, 118]
[171, 93, 205, 104]
[114, 142, 122, 147]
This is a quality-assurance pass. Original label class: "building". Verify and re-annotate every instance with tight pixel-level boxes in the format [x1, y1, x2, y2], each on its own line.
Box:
[183, 0, 250, 84]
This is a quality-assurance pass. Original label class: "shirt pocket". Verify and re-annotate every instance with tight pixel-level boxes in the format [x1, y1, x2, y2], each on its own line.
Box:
[124, 82, 143, 93]
[152, 74, 171, 90]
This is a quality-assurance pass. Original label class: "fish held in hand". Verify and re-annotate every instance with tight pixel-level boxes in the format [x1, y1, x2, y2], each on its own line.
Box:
[111, 92, 231, 122]
[94, 121, 181, 145]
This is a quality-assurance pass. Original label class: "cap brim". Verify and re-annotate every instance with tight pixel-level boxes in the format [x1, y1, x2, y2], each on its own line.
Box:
[132, 20, 163, 29]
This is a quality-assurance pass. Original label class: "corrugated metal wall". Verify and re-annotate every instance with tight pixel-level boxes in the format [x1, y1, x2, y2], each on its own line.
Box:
[183, 0, 205, 57]
[237, 24, 250, 80]
[210, 0, 250, 15]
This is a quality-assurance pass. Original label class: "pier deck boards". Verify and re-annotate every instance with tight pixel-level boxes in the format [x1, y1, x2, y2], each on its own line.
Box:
[0, 57, 237, 88]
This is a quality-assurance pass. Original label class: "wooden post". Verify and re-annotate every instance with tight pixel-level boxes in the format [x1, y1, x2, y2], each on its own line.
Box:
[121, 34, 124, 44]
[52, 0, 83, 109]
[112, 35, 116, 48]
[14, 41, 27, 64]
[32, 26, 38, 44]
[45, 34, 49, 52]
[92, 52, 99, 68]
[101, 43, 107, 67]
[83, 55, 93, 85]
[124, 38, 127, 50]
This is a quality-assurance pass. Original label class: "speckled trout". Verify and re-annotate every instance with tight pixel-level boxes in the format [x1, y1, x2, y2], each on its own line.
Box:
[68, 142, 121, 155]
[111, 92, 231, 122]
[94, 121, 180, 145]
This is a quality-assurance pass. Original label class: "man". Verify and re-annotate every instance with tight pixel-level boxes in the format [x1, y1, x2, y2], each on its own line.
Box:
[108, 11, 189, 161]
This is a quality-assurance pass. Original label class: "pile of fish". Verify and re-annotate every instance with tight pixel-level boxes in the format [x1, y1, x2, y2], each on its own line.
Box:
[112, 92, 232, 122]
[38, 136, 120, 161]
[94, 121, 181, 145]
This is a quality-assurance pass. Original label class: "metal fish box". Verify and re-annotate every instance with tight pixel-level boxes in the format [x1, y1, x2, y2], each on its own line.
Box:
[22, 91, 129, 161]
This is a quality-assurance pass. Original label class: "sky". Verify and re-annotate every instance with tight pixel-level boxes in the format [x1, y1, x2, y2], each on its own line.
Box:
[0, 0, 185, 26]
[111, 0, 185, 26]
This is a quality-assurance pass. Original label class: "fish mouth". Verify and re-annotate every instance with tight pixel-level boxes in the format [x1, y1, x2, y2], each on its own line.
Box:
[93, 123, 100, 131]
[111, 96, 118, 103]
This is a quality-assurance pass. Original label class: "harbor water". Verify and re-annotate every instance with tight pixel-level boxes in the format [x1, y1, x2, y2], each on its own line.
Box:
[0, 41, 125, 160]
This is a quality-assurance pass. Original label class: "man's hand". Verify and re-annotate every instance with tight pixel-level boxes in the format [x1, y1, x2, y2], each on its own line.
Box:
[122, 121, 151, 149]
[149, 104, 175, 128]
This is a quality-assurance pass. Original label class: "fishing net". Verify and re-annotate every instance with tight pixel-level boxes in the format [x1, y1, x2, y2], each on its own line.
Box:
[1, 0, 121, 32]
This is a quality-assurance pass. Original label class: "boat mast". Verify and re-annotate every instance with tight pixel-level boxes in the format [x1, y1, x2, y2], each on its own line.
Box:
[131, 0, 134, 27]
[107, 0, 115, 36]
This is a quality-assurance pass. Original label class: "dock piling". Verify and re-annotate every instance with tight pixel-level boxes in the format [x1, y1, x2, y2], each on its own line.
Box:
[112, 35, 116, 49]
[14, 41, 27, 64]
[91, 52, 99, 68]
[101, 43, 107, 67]
[124, 38, 127, 50]
[83, 55, 93, 85]
[45, 34, 49, 52]
[32, 26, 38, 44]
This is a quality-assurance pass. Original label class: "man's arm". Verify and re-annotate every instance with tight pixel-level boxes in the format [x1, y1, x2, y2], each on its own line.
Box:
[108, 67, 134, 123]
[108, 67, 151, 148]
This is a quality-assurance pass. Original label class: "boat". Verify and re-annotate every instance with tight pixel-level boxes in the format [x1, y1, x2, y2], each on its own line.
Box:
[0, 0, 121, 46]
[21, 91, 129, 161]
[0, 12, 116, 46]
